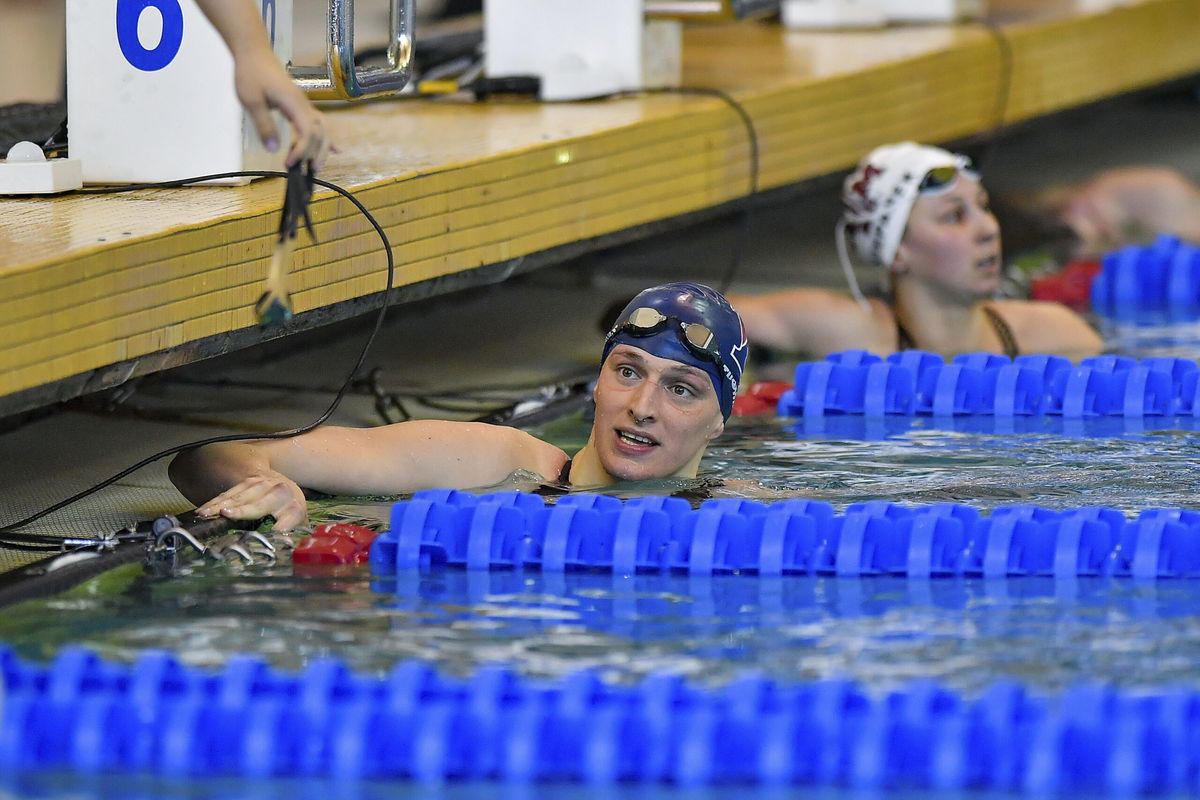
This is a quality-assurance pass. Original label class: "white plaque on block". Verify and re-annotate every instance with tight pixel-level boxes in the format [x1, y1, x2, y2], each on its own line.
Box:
[66, 0, 293, 184]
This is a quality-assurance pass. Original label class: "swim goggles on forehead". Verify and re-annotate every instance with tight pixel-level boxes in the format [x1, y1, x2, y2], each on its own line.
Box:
[609, 306, 726, 370]
[918, 163, 979, 195]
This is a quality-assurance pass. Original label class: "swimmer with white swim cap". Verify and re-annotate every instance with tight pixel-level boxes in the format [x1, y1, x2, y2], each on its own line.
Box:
[730, 142, 1102, 361]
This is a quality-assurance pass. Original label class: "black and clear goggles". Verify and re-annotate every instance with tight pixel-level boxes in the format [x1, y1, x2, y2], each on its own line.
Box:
[918, 163, 979, 195]
[610, 307, 725, 370]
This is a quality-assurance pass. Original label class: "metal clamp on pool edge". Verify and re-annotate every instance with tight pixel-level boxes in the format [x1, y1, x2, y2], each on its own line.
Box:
[367, 490, 1200, 579]
[775, 350, 1196, 418]
[0, 512, 267, 609]
[3, 644, 1199, 793]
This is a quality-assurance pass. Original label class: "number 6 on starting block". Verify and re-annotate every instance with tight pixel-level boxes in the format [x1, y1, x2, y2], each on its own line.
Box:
[66, 0, 293, 184]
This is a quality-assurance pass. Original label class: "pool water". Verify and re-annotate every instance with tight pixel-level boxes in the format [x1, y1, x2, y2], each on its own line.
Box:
[711, 416, 1200, 514]
[6, 542, 1200, 694]
[1096, 315, 1200, 359]
[3, 415, 1199, 689]
[5, 316, 1200, 798]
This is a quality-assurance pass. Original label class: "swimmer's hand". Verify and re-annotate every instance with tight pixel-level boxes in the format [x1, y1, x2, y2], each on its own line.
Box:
[234, 46, 334, 171]
[195, 0, 336, 172]
[195, 472, 309, 532]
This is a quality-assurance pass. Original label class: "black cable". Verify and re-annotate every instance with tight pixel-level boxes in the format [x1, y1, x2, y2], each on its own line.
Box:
[642, 87, 758, 294]
[417, 77, 760, 289]
[447, 78, 759, 292]
[162, 372, 586, 399]
[2, 84, 757, 539]
[0, 170, 394, 537]
[413, 396, 512, 413]
[973, 20, 1015, 175]
[0, 534, 67, 552]
[554, 85, 760, 294]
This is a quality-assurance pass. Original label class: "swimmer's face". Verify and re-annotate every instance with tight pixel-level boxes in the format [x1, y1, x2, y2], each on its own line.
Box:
[894, 173, 1002, 301]
[589, 344, 725, 483]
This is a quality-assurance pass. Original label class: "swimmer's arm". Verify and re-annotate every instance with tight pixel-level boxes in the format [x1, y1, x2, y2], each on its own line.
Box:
[169, 421, 568, 530]
[729, 288, 886, 355]
[993, 300, 1103, 361]
[194, 0, 332, 169]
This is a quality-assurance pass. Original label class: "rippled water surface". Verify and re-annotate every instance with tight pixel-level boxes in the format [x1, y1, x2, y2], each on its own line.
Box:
[710, 415, 1200, 513]
[3, 413, 1199, 688]
[4, 388, 1200, 799]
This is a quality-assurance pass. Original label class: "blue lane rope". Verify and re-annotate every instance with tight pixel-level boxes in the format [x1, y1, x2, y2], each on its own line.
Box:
[1092, 235, 1200, 317]
[2, 644, 1197, 793]
[776, 349, 1198, 419]
[369, 490, 1200, 579]
[785, 411, 1200, 440]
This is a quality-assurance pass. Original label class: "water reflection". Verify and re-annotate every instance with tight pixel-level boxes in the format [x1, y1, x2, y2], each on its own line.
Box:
[4, 561, 1196, 700]
[782, 413, 1200, 440]
[368, 569, 1200, 693]
[5, 353, 1200, 800]
[0, 771, 979, 800]
[710, 416, 1200, 513]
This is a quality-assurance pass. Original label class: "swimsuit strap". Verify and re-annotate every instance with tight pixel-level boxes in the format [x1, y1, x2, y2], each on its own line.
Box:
[982, 305, 1020, 358]
[533, 457, 573, 497]
[895, 306, 1019, 358]
[535, 457, 721, 502]
[895, 316, 917, 352]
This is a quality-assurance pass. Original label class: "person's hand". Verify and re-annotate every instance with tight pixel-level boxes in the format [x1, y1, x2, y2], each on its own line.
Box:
[1057, 167, 1200, 258]
[195, 472, 309, 531]
[234, 47, 335, 171]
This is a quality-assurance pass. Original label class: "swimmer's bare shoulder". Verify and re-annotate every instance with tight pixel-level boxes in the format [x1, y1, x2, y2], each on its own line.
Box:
[731, 288, 896, 356]
[234, 421, 569, 496]
[989, 299, 1102, 361]
[374, 421, 569, 490]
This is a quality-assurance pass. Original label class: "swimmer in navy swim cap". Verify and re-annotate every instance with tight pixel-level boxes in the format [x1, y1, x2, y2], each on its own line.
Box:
[171, 283, 748, 530]
[587, 282, 747, 484]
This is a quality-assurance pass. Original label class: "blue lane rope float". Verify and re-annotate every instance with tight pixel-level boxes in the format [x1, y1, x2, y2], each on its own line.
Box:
[1091, 234, 1200, 317]
[2, 644, 1199, 793]
[775, 349, 1199, 419]
[786, 409, 1198, 440]
[369, 490, 1200, 579]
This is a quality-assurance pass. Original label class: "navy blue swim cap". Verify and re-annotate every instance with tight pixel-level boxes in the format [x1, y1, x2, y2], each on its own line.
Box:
[602, 282, 748, 419]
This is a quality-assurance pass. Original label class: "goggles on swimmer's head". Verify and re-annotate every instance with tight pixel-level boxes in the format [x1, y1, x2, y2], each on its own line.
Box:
[602, 282, 746, 419]
[609, 306, 726, 373]
[839, 143, 980, 307]
[918, 162, 980, 195]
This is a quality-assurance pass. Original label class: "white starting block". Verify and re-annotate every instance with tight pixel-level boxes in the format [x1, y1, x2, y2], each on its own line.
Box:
[781, 0, 886, 29]
[484, 0, 682, 101]
[781, 0, 985, 28]
[877, 0, 986, 23]
[65, 0, 415, 185]
[66, 0, 294, 184]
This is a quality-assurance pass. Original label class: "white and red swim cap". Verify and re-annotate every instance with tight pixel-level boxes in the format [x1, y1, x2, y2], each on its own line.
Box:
[841, 142, 975, 269]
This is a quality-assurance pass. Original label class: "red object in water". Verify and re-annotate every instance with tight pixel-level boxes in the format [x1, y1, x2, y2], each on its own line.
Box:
[731, 381, 792, 416]
[1030, 260, 1101, 311]
[293, 523, 379, 566]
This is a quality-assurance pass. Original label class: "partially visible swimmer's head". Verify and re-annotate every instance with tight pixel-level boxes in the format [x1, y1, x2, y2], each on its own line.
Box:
[603, 282, 748, 420]
[841, 142, 977, 270]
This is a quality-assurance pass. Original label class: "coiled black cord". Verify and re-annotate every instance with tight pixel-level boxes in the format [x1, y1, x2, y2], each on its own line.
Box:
[0, 169, 394, 539]
[558, 85, 759, 294]
[422, 76, 760, 293]
[972, 20, 1016, 175]
[634, 86, 758, 294]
